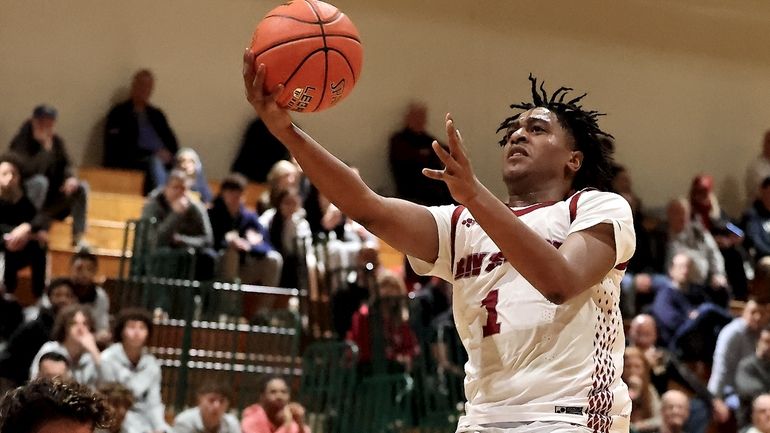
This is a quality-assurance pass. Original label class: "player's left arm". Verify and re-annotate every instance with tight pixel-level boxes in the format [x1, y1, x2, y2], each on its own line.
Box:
[424, 114, 619, 304]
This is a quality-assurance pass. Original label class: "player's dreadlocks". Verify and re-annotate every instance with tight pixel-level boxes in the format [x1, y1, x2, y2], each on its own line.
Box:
[496, 74, 615, 192]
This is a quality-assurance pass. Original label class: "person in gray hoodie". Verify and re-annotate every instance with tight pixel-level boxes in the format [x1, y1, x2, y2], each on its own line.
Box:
[141, 169, 215, 280]
[100, 308, 169, 433]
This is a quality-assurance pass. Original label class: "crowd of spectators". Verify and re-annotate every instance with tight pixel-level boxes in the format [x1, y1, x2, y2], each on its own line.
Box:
[6, 71, 770, 433]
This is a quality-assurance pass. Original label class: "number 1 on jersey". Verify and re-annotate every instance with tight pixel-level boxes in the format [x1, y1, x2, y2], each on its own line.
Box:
[481, 289, 501, 337]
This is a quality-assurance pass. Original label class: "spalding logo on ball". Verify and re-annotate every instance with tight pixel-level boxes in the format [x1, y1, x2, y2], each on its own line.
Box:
[250, 0, 363, 112]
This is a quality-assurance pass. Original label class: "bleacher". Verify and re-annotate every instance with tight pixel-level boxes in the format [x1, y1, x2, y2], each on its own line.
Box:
[26, 167, 444, 432]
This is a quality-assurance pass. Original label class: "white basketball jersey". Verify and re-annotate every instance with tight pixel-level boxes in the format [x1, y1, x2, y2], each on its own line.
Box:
[408, 190, 635, 433]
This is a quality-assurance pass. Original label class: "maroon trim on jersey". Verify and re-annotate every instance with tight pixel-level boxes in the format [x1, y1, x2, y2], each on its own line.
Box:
[508, 201, 558, 217]
[450, 205, 466, 276]
[568, 191, 584, 223]
[615, 261, 629, 271]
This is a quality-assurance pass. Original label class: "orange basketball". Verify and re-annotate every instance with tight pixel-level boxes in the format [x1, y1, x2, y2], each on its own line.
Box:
[250, 0, 363, 113]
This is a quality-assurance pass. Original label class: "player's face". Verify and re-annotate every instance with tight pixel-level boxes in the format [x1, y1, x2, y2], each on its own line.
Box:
[500, 107, 580, 189]
[753, 395, 770, 433]
[260, 378, 290, 411]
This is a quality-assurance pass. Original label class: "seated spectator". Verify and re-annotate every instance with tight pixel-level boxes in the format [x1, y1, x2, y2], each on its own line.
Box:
[9, 105, 89, 247]
[658, 390, 691, 433]
[628, 314, 720, 433]
[690, 174, 750, 300]
[624, 346, 661, 432]
[649, 252, 732, 363]
[36, 352, 70, 380]
[736, 324, 770, 428]
[709, 286, 770, 422]
[0, 378, 110, 433]
[304, 183, 379, 273]
[745, 176, 770, 262]
[209, 173, 282, 287]
[141, 169, 215, 280]
[241, 375, 310, 433]
[666, 197, 729, 303]
[746, 394, 770, 433]
[0, 290, 23, 352]
[258, 160, 300, 214]
[231, 117, 291, 183]
[0, 153, 48, 299]
[388, 102, 452, 206]
[103, 69, 178, 194]
[157, 148, 213, 205]
[346, 271, 419, 373]
[30, 305, 102, 386]
[97, 382, 135, 433]
[0, 278, 76, 387]
[69, 250, 111, 344]
[173, 381, 240, 433]
[259, 187, 310, 288]
[101, 308, 169, 433]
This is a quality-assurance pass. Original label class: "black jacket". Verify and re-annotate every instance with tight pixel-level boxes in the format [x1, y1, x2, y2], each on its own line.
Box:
[103, 100, 178, 169]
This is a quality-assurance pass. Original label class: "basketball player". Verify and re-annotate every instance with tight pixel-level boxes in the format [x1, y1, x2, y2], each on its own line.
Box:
[243, 51, 634, 433]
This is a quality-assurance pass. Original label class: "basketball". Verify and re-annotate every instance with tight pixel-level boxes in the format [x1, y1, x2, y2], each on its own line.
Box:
[250, 0, 363, 113]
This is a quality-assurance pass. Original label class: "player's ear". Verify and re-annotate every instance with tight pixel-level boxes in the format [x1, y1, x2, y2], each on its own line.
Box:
[567, 150, 583, 174]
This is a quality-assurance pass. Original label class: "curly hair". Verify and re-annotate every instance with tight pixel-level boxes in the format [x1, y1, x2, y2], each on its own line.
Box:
[496, 74, 615, 191]
[0, 378, 111, 433]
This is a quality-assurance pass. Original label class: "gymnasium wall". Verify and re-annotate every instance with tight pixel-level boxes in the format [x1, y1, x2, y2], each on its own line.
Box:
[2, 0, 770, 216]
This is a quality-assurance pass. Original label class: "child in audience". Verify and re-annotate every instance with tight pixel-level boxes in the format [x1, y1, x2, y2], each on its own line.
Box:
[69, 249, 111, 344]
[259, 187, 310, 288]
[29, 304, 102, 386]
[100, 308, 169, 433]
[241, 375, 310, 433]
[35, 351, 70, 380]
[97, 382, 135, 433]
[173, 381, 240, 433]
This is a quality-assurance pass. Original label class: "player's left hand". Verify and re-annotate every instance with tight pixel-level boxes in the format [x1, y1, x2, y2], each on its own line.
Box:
[422, 113, 482, 205]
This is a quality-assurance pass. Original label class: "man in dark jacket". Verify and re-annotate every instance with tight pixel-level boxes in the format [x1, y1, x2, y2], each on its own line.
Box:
[208, 173, 282, 286]
[9, 105, 89, 247]
[103, 69, 178, 193]
[0, 153, 49, 298]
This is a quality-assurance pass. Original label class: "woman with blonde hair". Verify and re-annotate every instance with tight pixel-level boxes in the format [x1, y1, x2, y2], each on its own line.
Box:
[623, 346, 661, 432]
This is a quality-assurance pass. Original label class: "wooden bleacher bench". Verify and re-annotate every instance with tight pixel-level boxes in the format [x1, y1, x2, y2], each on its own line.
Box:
[78, 167, 144, 195]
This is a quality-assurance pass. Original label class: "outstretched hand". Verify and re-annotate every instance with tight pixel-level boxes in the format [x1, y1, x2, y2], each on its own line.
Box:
[242, 50, 292, 133]
[422, 114, 482, 205]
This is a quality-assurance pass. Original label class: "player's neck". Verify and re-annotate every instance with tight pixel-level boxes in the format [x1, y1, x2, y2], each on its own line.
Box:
[506, 186, 571, 207]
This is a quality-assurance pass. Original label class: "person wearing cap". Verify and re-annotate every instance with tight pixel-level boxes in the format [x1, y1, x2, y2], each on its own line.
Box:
[103, 69, 179, 194]
[9, 104, 89, 247]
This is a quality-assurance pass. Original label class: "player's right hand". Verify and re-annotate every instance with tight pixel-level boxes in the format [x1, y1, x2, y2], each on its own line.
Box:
[243, 49, 292, 135]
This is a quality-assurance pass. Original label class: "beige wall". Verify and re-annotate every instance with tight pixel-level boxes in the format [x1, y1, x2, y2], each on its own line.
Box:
[2, 0, 770, 216]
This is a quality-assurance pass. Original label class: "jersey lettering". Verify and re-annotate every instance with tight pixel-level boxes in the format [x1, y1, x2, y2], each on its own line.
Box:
[481, 289, 501, 337]
[455, 252, 488, 279]
[484, 252, 507, 272]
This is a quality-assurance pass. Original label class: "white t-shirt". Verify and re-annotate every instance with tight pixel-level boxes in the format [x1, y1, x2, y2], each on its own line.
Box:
[408, 190, 635, 433]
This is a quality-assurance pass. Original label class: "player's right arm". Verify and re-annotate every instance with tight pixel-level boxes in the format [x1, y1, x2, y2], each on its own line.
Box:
[242, 50, 438, 263]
